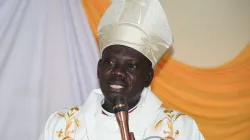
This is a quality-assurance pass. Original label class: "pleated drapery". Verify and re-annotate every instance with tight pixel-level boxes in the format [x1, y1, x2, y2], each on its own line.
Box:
[0, 0, 99, 139]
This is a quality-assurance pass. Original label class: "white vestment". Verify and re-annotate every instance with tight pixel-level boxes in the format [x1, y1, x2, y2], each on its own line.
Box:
[39, 88, 205, 140]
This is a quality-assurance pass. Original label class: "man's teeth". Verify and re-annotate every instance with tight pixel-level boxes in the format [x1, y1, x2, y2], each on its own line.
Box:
[110, 85, 124, 89]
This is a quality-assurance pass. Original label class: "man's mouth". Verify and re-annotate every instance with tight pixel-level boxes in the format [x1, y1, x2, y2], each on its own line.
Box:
[110, 84, 124, 89]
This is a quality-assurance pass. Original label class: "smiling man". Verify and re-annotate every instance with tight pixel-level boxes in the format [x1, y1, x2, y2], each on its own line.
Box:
[98, 45, 154, 113]
[39, 0, 204, 140]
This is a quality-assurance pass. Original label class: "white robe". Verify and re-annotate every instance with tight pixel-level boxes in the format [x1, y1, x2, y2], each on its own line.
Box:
[39, 88, 205, 140]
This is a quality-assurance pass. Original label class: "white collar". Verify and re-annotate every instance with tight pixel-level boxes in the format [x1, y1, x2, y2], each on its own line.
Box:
[90, 87, 162, 117]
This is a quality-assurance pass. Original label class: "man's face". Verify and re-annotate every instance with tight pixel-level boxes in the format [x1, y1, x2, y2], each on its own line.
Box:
[98, 45, 154, 108]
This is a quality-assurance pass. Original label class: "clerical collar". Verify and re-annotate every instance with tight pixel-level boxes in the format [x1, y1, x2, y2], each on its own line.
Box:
[101, 103, 138, 116]
[93, 88, 149, 117]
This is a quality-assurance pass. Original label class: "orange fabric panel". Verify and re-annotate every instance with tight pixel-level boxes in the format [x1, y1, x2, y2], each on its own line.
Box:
[81, 0, 110, 46]
[81, 0, 250, 139]
[152, 43, 250, 140]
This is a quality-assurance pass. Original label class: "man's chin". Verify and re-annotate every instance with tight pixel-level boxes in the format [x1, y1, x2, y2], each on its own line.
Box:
[108, 92, 124, 99]
[104, 92, 127, 103]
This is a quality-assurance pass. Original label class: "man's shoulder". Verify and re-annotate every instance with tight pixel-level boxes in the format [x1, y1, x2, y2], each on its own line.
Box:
[153, 107, 199, 133]
[47, 105, 84, 126]
[156, 107, 196, 125]
[42, 105, 85, 139]
[40, 88, 102, 140]
[46, 88, 102, 127]
[56, 105, 83, 121]
[150, 107, 204, 140]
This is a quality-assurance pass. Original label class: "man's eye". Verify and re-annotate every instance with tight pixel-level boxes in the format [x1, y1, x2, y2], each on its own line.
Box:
[106, 60, 115, 66]
[128, 64, 137, 69]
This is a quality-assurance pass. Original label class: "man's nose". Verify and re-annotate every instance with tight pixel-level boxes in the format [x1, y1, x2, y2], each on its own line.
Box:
[111, 66, 126, 79]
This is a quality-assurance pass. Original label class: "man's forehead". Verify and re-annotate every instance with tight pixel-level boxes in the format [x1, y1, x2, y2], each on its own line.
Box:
[102, 45, 143, 58]
[102, 45, 152, 66]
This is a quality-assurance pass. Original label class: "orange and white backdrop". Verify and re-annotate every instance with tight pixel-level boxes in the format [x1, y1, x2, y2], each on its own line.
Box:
[0, 0, 249, 140]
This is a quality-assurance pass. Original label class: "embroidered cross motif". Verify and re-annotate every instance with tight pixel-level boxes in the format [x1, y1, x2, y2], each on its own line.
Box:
[56, 107, 80, 140]
[155, 109, 184, 140]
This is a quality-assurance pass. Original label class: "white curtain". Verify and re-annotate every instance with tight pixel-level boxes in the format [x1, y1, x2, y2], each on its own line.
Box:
[0, 0, 99, 139]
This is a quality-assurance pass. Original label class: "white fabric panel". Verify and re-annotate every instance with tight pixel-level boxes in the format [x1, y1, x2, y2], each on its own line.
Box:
[0, 0, 99, 140]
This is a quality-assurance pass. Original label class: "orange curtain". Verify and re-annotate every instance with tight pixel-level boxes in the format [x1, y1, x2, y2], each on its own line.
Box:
[81, 0, 250, 139]
[82, 0, 110, 46]
[151, 44, 250, 140]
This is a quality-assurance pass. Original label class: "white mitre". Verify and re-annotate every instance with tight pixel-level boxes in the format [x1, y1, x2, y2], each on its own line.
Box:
[97, 0, 173, 66]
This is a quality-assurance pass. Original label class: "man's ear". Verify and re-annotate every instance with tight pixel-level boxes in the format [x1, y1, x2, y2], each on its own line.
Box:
[145, 68, 154, 87]
[97, 59, 102, 79]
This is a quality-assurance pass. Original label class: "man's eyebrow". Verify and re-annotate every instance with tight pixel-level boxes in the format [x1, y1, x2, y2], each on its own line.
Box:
[126, 59, 138, 63]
